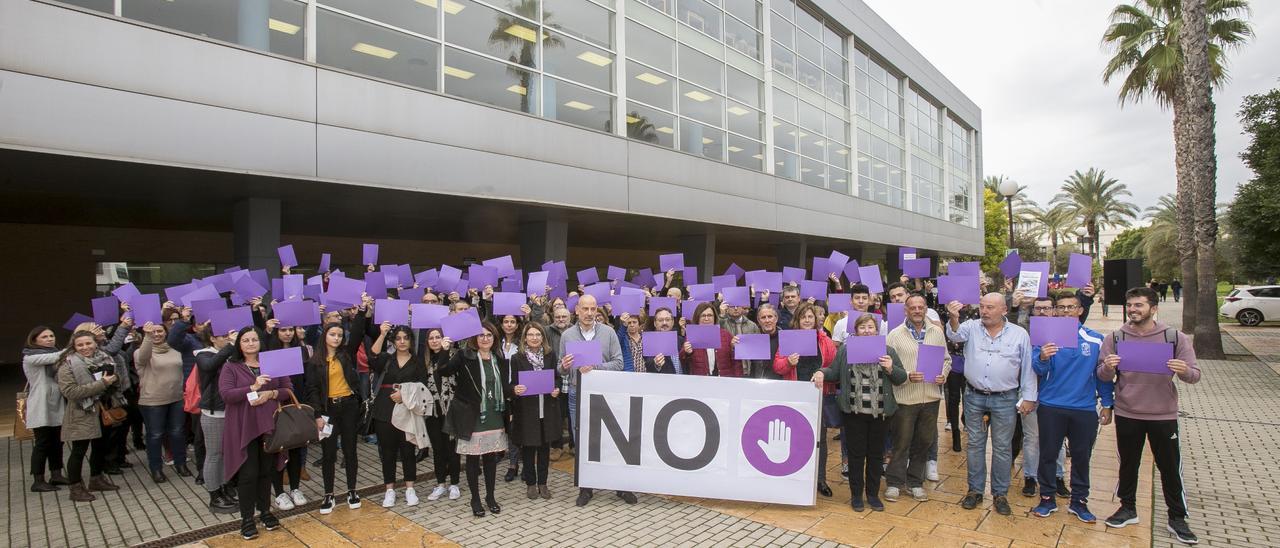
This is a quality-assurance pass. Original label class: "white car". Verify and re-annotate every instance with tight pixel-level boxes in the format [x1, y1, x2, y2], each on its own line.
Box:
[1220, 286, 1280, 326]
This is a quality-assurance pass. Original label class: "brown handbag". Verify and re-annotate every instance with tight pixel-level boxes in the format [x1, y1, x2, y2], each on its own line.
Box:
[14, 383, 34, 441]
[99, 402, 128, 427]
[264, 390, 319, 453]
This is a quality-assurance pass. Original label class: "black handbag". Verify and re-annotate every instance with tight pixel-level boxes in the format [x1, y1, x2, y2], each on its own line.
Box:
[444, 398, 478, 441]
[264, 390, 318, 453]
[357, 368, 386, 436]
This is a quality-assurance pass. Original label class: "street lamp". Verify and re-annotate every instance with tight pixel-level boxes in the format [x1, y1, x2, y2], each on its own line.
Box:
[998, 179, 1020, 249]
[1075, 226, 1087, 254]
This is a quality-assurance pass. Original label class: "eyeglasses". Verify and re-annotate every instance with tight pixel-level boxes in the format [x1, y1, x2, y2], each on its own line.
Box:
[1056, 305, 1080, 311]
[477, 333, 494, 339]
[1032, 306, 1054, 312]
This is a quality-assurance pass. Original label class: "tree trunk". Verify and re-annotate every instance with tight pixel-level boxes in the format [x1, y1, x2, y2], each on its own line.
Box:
[1173, 86, 1199, 334]
[1180, 0, 1224, 358]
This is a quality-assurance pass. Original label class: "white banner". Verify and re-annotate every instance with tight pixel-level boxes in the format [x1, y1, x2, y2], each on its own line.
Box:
[577, 371, 821, 506]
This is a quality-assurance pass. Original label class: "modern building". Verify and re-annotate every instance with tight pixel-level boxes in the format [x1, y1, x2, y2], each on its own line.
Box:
[0, 0, 982, 356]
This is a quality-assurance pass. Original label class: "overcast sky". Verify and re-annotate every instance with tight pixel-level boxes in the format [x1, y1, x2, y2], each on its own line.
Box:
[861, 0, 1280, 214]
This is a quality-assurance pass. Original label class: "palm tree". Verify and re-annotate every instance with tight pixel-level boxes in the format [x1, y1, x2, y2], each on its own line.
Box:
[488, 0, 563, 113]
[1143, 194, 1181, 276]
[1101, 0, 1252, 336]
[1051, 168, 1139, 258]
[1025, 204, 1077, 275]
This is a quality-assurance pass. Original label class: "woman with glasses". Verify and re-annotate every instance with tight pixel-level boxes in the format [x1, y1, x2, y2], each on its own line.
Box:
[439, 321, 512, 517]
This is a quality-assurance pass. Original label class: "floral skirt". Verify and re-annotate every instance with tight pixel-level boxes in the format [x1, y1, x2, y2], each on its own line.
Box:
[456, 428, 508, 456]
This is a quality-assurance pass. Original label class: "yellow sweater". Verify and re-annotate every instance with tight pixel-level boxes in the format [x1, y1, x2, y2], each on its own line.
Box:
[884, 321, 951, 405]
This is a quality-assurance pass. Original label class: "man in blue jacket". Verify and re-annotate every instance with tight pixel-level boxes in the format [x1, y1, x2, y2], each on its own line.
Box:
[1029, 293, 1115, 523]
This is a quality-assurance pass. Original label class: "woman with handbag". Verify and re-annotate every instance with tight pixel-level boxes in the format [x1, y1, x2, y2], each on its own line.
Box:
[134, 321, 191, 483]
[304, 298, 369, 515]
[439, 321, 512, 518]
[422, 327, 460, 502]
[370, 322, 430, 508]
[195, 327, 239, 514]
[56, 330, 124, 502]
[509, 322, 562, 500]
[264, 319, 312, 511]
[21, 326, 72, 492]
[218, 326, 294, 541]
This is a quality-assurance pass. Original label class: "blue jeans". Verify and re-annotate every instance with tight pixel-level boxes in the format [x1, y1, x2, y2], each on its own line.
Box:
[963, 388, 1018, 496]
[1021, 409, 1065, 479]
[1037, 405, 1097, 502]
[140, 401, 187, 472]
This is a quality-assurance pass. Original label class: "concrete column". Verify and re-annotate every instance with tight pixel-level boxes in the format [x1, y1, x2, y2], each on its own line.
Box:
[238, 0, 270, 50]
[233, 197, 281, 272]
[775, 240, 807, 270]
[679, 232, 716, 284]
[519, 219, 568, 275]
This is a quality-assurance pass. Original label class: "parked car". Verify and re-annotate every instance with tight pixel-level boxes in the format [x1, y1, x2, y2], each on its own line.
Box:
[1220, 286, 1280, 326]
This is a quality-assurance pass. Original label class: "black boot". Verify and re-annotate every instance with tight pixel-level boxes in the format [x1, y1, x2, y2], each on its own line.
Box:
[49, 470, 72, 485]
[30, 474, 58, 492]
[240, 517, 259, 540]
[222, 484, 239, 504]
[470, 497, 486, 517]
[952, 430, 962, 452]
[209, 491, 237, 514]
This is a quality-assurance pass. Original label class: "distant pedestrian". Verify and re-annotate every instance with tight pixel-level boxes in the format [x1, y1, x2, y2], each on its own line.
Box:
[1170, 279, 1182, 302]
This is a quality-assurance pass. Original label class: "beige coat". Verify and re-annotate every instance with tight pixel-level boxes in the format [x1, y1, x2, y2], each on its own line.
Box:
[57, 361, 109, 442]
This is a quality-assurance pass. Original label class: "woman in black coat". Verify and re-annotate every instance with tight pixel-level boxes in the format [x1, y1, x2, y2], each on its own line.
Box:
[509, 322, 562, 500]
[438, 321, 512, 517]
[303, 300, 368, 514]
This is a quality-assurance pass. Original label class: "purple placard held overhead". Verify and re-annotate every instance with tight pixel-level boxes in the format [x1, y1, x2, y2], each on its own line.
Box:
[499, 279, 521, 293]
[648, 297, 677, 315]
[723, 263, 746, 282]
[937, 275, 981, 305]
[468, 265, 499, 290]
[811, 256, 837, 281]
[64, 313, 93, 331]
[518, 369, 555, 396]
[843, 260, 862, 284]
[439, 265, 463, 290]
[688, 283, 715, 302]
[584, 282, 612, 304]
[164, 282, 199, 304]
[576, 267, 599, 286]
[180, 284, 220, 308]
[685, 324, 721, 349]
[191, 298, 227, 323]
[642, 331, 678, 357]
[746, 271, 783, 293]
[828, 251, 851, 272]
[898, 247, 918, 268]
[609, 293, 644, 316]
[778, 329, 818, 357]
[206, 273, 235, 293]
[1030, 316, 1079, 349]
[326, 276, 365, 307]
[781, 267, 806, 285]
[859, 265, 884, 294]
[92, 296, 120, 326]
[631, 268, 656, 289]
[827, 293, 852, 313]
[492, 292, 527, 316]
[799, 280, 826, 300]
[364, 272, 388, 299]
[130, 294, 163, 326]
[721, 286, 750, 308]
[948, 261, 981, 277]
[319, 253, 332, 273]
[734, 334, 770, 360]
[380, 265, 401, 288]
[845, 335, 887, 364]
[112, 282, 142, 304]
[483, 255, 516, 278]
[259, 347, 304, 377]
[1116, 342, 1175, 375]
[273, 300, 320, 327]
[441, 308, 483, 340]
[683, 266, 699, 285]
[374, 299, 410, 326]
[303, 283, 322, 302]
[362, 243, 379, 266]
[1066, 253, 1093, 288]
[1017, 262, 1050, 298]
[410, 303, 449, 329]
[606, 266, 627, 281]
[399, 287, 425, 304]
[526, 271, 550, 295]
[234, 275, 268, 300]
[658, 253, 685, 273]
[681, 301, 707, 321]
[886, 303, 905, 330]
[414, 269, 438, 288]
[999, 251, 1022, 279]
[711, 274, 737, 292]
[915, 344, 947, 379]
[902, 258, 931, 278]
[210, 306, 253, 335]
[565, 340, 602, 367]
[277, 245, 297, 268]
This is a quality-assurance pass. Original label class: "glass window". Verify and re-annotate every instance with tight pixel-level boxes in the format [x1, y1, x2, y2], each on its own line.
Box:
[772, 88, 796, 121]
[318, 9, 439, 91]
[679, 118, 724, 160]
[636, 0, 673, 16]
[726, 134, 762, 170]
[775, 149, 798, 180]
[829, 167, 850, 194]
[795, 31, 821, 64]
[626, 102, 676, 147]
[797, 58, 822, 92]
[795, 7, 821, 38]
[825, 113, 848, 142]
[627, 63, 674, 109]
[446, 0, 538, 68]
[827, 142, 850, 169]
[677, 0, 721, 39]
[723, 16, 760, 59]
[773, 120, 797, 151]
[443, 47, 538, 113]
[544, 0, 613, 48]
[823, 26, 842, 52]
[798, 100, 823, 133]
[773, 0, 794, 20]
[823, 48, 846, 79]
[626, 20, 674, 72]
[823, 76, 846, 104]
[544, 76, 613, 131]
[486, 0, 540, 18]
[770, 12, 792, 48]
[124, 0, 306, 60]
[724, 0, 760, 29]
[58, 0, 113, 13]
[678, 45, 722, 93]
[800, 156, 825, 187]
[725, 102, 761, 139]
[678, 81, 722, 127]
[771, 44, 795, 79]
[543, 32, 613, 90]
[800, 132, 823, 161]
[726, 68, 762, 108]
[321, 0, 437, 37]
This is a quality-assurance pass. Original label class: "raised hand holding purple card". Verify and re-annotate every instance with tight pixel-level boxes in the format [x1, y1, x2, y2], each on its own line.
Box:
[518, 369, 555, 396]
[259, 347, 304, 377]
[565, 340, 602, 367]
[641, 331, 677, 357]
[778, 329, 817, 357]
[845, 335, 886, 364]
[733, 334, 770, 360]
[915, 344, 946, 380]
[1030, 317, 1079, 349]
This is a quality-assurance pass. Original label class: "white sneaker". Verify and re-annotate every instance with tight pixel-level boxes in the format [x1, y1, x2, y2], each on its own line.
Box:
[448, 485, 461, 500]
[884, 486, 900, 501]
[945, 423, 952, 432]
[404, 487, 419, 506]
[911, 487, 929, 501]
[289, 489, 307, 506]
[274, 492, 295, 511]
[427, 485, 446, 501]
[926, 460, 939, 482]
[381, 489, 396, 508]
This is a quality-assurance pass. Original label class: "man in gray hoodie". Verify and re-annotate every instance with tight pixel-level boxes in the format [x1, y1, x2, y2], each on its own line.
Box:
[1098, 286, 1201, 545]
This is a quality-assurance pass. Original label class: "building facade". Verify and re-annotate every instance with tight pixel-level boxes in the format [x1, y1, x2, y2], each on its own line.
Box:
[0, 0, 981, 357]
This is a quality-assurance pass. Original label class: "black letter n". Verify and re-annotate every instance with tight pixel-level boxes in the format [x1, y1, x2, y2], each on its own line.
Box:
[587, 394, 642, 465]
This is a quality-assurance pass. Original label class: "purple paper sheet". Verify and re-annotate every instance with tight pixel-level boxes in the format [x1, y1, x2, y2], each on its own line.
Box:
[721, 286, 750, 307]
[483, 255, 516, 278]
[273, 300, 320, 327]
[518, 369, 555, 396]
[277, 245, 297, 268]
[799, 280, 826, 300]
[409, 304, 449, 329]
[325, 276, 365, 308]
[999, 251, 1022, 279]
[130, 294, 163, 326]
[576, 267, 599, 286]
[234, 275, 268, 300]
[937, 275, 981, 305]
[902, 258, 931, 278]
[1019, 262, 1051, 298]
[778, 329, 817, 357]
[380, 265, 401, 288]
[642, 331, 678, 357]
[948, 261, 980, 277]
[658, 253, 685, 273]
[607, 266, 627, 281]
[681, 301, 706, 321]
[1116, 341, 1175, 375]
[374, 299, 410, 326]
[398, 287, 425, 304]
[609, 293, 643, 316]
[584, 282, 612, 305]
[210, 306, 253, 335]
[631, 268, 656, 289]
[843, 260, 862, 283]
[92, 296, 120, 326]
[886, 303, 905, 330]
[782, 267, 806, 285]
[364, 271, 387, 299]
[859, 265, 884, 293]
[164, 282, 199, 304]
[441, 308, 483, 341]
[828, 251, 851, 273]
[362, 243, 379, 266]
[493, 292, 527, 316]
[319, 253, 331, 273]
[566, 340, 602, 367]
[112, 282, 142, 304]
[468, 265, 499, 290]
[688, 283, 715, 302]
[191, 298, 227, 323]
[916, 344, 947, 379]
[723, 263, 746, 282]
[746, 271, 783, 293]
[1066, 253, 1093, 288]
[259, 347, 304, 378]
[685, 324, 721, 350]
[683, 266, 699, 285]
[180, 284, 221, 308]
[845, 335, 887, 364]
[827, 293, 852, 313]
[64, 313, 94, 332]
[811, 256, 837, 281]
[734, 333, 770, 360]
[648, 297, 677, 316]
[519, 271, 546, 295]
[711, 274, 737, 292]
[1030, 316, 1080, 348]
[898, 247, 918, 268]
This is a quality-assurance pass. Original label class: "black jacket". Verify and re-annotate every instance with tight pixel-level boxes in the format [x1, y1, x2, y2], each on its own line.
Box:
[196, 344, 234, 412]
[509, 350, 563, 447]
[305, 313, 367, 418]
[369, 351, 429, 423]
[438, 347, 513, 427]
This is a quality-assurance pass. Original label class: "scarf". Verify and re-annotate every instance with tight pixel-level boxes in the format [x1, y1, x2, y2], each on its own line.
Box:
[628, 334, 645, 373]
[850, 362, 885, 417]
[23, 346, 60, 378]
[64, 350, 116, 411]
[524, 349, 545, 370]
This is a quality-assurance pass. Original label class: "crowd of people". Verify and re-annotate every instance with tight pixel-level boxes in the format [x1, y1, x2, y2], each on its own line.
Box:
[19, 254, 1202, 544]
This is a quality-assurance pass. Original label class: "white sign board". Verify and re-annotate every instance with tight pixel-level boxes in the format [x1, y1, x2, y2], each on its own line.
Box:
[577, 371, 821, 506]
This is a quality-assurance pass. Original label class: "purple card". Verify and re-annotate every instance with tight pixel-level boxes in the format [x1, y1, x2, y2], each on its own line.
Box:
[362, 243, 379, 266]
[64, 312, 93, 332]
[326, 276, 365, 307]
[234, 274, 268, 300]
[398, 287, 425, 304]
[380, 265, 401, 288]
[191, 298, 227, 323]
[483, 255, 516, 278]
[659, 253, 685, 273]
[1066, 253, 1093, 288]
[493, 292, 527, 316]
[584, 282, 612, 304]
[364, 271, 388, 299]
[782, 267, 806, 285]
[902, 258, 931, 278]
[937, 275, 980, 305]
[948, 261, 980, 277]
[1031, 316, 1079, 349]
[206, 273, 236, 294]
[180, 284, 221, 308]
[898, 247, 918, 268]
[642, 331, 678, 357]
[273, 299, 320, 327]
[886, 303, 905, 330]
[683, 266, 699, 285]
[843, 260, 862, 283]
[609, 293, 644, 316]
[1116, 342, 1175, 375]
[257, 346, 303, 378]
[304, 283, 323, 301]
[999, 251, 1022, 279]
[712, 274, 737, 292]
[734, 333, 771, 360]
[799, 280, 826, 300]
[92, 296, 120, 326]
[566, 340, 602, 367]
[164, 282, 199, 304]
[210, 306, 253, 335]
[518, 369, 555, 396]
[319, 253, 331, 273]
[722, 286, 750, 307]
[469, 265, 499, 290]
[112, 282, 142, 304]
[681, 301, 706, 321]
[631, 268, 656, 289]
[845, 335, 886, 364]
[410, 303, 449, 329]
[438, 265, 463, 290]
[688, 283, 715, 302]
[130, 294, 163, 326]
[415, 269, 438, 288]
[607, 265, 627, 281]
[277, 245, 297, 268]
[1018, 262, 1050, 298]
[778, 329, 817, 357]
[374, 299, 410, 326]
[525, 271, 550, 295]
[648, 297, 677, 316]
[576, 267, 599, 286]
[271, 279, 285, 301]
[916, 344, 946, 379]
[441, 308, 483, 340]
[811, 256, 837, 281]
[827, 293, 852, 313]
[859, 265, 884, 293]
[723, 263, 746, 282]
[685, 324, 721, 350]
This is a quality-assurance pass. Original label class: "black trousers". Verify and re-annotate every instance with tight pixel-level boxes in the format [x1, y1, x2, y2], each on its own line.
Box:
[374, 419, 416, 484]
[1116, 415, 1188, 518]
[522, 445, 550, 485]
[66, 436, 108, 483]
[238, 435, 274, 521]
[320, 397, 360, 494]
[944, 371, 965, 431]
[424, 415, 459, 485]
[101, 423, 127, 468]
[1037, 405, 1097, 502]
[30, 426, 63, 476]
[843, 412, 887, 499]
[191, 412, 205, 474]
[273, 446, 303, 495]
[465, 452, 500, 502]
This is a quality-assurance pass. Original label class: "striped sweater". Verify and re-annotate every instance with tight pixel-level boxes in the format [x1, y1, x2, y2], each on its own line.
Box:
[885, 321, 952, 405]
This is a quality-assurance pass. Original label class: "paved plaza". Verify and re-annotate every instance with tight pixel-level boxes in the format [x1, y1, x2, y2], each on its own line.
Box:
[3, 300, 1279, 547]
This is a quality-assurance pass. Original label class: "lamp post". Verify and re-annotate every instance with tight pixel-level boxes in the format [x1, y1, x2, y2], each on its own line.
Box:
[1075, 226, 1088, 255]
[998, 179, 1020, 249]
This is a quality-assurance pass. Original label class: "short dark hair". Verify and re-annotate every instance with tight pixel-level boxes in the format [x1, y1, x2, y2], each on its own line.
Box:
[885, 282, 906, 295]
[1054, 293, 1081, 306]
[1034, 296, 1054, 305]
[905, 292, 928, 306]
[850, 283, 871, 296]
[1125, 286, 1159, 307]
